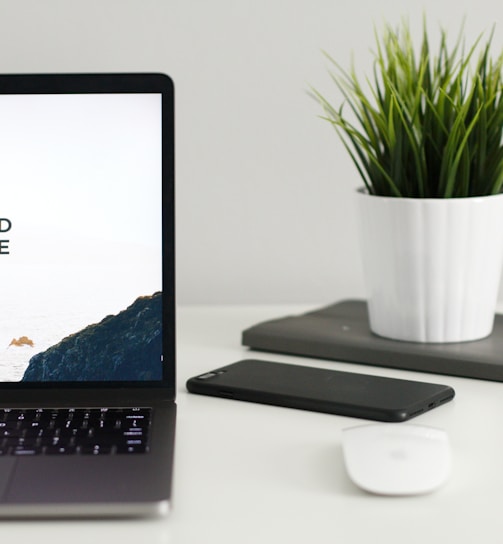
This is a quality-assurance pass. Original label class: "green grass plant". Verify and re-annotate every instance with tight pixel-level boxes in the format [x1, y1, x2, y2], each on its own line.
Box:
[314, 20, 503, 197]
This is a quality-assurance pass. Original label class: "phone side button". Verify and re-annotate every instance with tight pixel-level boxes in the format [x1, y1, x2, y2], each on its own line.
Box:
[219, 390, 235, 399]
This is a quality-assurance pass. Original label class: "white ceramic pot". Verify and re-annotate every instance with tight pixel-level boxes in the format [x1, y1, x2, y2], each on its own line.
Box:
[357, 189, 503, 343]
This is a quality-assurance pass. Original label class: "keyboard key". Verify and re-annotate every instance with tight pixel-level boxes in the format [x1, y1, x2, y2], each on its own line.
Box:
[12, 447, 41, 456]
[44, 446, 77, 455]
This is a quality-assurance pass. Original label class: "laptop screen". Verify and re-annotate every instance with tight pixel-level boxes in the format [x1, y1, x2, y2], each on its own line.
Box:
[0, 74, 174, 387]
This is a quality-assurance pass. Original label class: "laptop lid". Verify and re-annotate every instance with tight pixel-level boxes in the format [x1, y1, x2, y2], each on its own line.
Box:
[0, 73, 175, 398]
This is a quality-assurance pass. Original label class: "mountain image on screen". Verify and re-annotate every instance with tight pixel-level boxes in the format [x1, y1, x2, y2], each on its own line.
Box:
[22, 292, 162, 382]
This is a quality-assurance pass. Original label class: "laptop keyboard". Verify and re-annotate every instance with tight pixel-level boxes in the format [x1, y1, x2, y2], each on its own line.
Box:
[0, 407, 152, 456]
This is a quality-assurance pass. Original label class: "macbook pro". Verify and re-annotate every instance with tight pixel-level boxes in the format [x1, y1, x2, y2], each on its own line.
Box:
[0, 72, 176, 517]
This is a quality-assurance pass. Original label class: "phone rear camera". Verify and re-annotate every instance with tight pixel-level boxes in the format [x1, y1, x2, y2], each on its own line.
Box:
[198, 372, 218, 380]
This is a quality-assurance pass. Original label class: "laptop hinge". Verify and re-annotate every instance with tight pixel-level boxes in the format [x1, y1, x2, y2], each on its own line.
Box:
[0, 387, 174, 407]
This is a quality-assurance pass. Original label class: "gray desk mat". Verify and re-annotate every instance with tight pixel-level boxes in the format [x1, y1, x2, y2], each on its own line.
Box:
[241, 299, 503, 382]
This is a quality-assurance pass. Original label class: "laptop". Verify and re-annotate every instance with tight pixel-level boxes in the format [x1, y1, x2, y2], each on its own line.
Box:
[0, 73, 176, 517]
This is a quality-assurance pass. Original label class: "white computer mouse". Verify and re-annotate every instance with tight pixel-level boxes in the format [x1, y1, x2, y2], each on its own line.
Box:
[342, 424, 451, 496]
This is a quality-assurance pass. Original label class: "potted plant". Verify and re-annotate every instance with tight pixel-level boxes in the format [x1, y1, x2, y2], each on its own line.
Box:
[314, 20, 503, 342]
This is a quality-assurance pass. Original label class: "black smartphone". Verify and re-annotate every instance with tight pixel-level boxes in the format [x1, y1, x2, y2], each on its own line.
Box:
[186, 359, 455, 422]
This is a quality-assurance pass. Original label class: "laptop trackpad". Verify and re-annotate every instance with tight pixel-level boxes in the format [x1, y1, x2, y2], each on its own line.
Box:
[0, 459, 16, 499]
[5, 456, 152, 503]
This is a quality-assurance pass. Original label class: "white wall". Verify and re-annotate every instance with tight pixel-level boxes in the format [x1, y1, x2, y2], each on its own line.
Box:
[0, 0, 501, 304]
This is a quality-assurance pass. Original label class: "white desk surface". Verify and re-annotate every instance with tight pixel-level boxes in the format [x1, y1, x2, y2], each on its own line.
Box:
[2, 304, 503, 543]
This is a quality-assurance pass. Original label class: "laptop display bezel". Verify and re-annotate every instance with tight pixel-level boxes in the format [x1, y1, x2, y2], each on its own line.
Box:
[0, 73, 175, 395]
